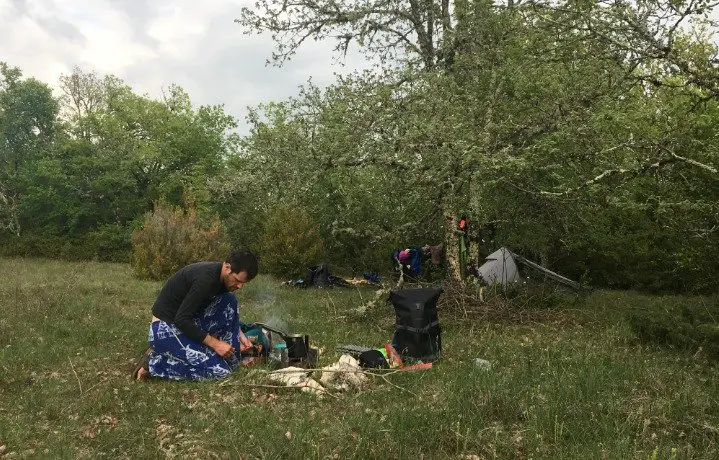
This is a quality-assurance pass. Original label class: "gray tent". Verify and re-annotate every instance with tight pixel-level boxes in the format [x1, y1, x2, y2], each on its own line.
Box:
[477, 247, 580, 290]
[477, 248, 520, 286]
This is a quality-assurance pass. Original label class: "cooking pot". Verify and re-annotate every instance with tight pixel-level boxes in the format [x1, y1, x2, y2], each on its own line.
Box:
[253, 323, 310, 361]
[285, 334, 310, 360]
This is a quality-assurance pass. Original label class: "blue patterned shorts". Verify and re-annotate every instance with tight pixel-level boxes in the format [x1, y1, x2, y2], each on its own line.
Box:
[147, 292, 240, 381]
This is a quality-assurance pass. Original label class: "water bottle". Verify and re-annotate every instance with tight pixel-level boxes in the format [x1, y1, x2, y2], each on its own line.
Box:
[270, 343, 288, 367]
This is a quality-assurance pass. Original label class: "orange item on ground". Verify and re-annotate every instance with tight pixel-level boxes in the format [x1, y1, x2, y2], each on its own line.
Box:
[400, 362, 433, 372]
[384, 342, 403, 368]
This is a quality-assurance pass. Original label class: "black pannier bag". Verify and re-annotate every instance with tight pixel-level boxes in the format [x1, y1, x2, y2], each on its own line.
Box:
[390, 287, 443, 361]
[304, 265, 331, 287]
[301, 265, 351, 288]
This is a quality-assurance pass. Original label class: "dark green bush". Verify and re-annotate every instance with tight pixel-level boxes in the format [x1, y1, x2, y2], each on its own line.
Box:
[259, 204, 326, 279]
[0, 233, 70, 259]
[628, 302, 719, 358]
[131, 201, 229, 280]
[83, 224, 132, 262]
[0, 231, 130, 261]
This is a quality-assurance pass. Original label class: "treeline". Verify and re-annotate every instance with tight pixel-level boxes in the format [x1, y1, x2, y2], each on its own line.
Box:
[2, 0, 719, 292]
[0, 64, 236, 263]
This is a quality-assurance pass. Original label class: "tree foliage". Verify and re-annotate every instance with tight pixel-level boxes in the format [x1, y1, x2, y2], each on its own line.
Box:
[0, 65, 240, 262]
[0, 63, 58, 235]
[234, 0, 718, 290]
[237, 0, 462, 70]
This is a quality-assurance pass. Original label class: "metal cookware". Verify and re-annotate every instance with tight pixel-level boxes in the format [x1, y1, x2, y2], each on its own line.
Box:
[284, 334, 310, 360]
[253, 323, 310, 361]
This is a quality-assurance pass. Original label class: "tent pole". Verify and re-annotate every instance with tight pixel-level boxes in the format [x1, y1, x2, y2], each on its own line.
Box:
[510, 252, 581, 290]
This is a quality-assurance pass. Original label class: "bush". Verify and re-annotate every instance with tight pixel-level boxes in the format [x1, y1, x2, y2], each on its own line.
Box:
[628, 302, 719, 358]
[131, 202, 229, 280]
[0, 233, 70, 259]
[0, 231, 130, 261]
[260, 204, 326, 279]
[83, 224, 132, 262]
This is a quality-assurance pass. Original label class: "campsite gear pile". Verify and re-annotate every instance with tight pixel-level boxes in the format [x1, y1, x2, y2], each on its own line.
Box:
[265, 348, 433, 396]
[287, 265, 351, 288]
[351, 342, 435, 372]
[254, 287, 443, 393]
[339, 286, 444, 369]
[392, 247, 423, 277]
[391, 244, 444, 282]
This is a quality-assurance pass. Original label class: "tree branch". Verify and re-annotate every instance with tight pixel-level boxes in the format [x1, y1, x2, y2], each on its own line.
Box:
[540, 150, 717, 197]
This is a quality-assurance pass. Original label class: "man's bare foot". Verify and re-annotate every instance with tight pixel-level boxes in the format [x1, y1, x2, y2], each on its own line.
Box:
[136, 366, 149, 381]
[132, 347, 153, 381]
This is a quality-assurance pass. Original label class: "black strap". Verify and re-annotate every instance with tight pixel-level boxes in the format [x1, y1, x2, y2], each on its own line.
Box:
[395, 320, 440, 333]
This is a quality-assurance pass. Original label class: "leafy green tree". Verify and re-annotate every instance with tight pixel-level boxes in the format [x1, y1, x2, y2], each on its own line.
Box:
[233, 80, 442, 272]
[237, 0, 717, 290]
[0, 62, 59, 235]
[237, 0, 465, 71]
[2, 66, 241, 261]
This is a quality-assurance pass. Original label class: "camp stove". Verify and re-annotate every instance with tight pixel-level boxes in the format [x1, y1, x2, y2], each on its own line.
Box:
[254, 323, 319, 368]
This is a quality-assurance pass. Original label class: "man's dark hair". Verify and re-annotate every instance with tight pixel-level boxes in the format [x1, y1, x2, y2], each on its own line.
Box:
[226, 249, 259, 280]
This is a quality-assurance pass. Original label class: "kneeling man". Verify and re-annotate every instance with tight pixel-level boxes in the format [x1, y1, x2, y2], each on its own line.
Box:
[134, 249, 258, 381]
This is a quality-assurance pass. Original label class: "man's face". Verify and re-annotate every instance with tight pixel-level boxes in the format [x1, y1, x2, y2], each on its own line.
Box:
[222, 264, 249, 291]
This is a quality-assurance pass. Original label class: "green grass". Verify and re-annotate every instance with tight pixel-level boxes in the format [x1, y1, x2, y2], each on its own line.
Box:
[0, 258, 717, 459]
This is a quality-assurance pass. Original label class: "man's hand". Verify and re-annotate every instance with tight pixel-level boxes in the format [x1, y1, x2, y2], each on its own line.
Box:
[203, 335, 235, 359]
[239, 331, 253, 352]
[213, 340, 235, 358]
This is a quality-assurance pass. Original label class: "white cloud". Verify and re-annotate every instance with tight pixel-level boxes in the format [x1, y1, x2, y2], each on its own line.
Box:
[0, 0, 371, 132]
[147, 4, 207, 59]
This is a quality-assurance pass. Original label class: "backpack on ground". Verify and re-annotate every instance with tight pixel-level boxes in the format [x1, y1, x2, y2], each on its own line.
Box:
[389, 287, 443, 362]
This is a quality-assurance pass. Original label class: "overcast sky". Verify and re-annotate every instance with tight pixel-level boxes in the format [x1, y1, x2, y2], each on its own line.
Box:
[1, 0, 371, 133]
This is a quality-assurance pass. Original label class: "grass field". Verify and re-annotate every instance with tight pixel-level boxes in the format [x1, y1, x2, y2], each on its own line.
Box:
[0, 258, 717, 459]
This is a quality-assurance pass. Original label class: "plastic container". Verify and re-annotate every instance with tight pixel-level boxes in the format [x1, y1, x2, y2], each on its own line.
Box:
[270, 343, 288, 366]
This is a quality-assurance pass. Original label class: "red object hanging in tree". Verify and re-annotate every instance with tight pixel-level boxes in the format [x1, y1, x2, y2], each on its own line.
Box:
[458, 215, 468, 233]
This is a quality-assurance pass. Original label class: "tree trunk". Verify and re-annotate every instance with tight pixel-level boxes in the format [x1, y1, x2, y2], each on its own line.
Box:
[444, 210, 461, 282]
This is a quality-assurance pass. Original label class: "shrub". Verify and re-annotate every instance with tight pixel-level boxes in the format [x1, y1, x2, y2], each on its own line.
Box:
[131, 202, 229, 280]
[260, 204, 326, 279]
[0, 227, 131, 262]
[628, 302, 719, 358]
[83, 224, 132, 262]
[0, 233, 71, 259]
